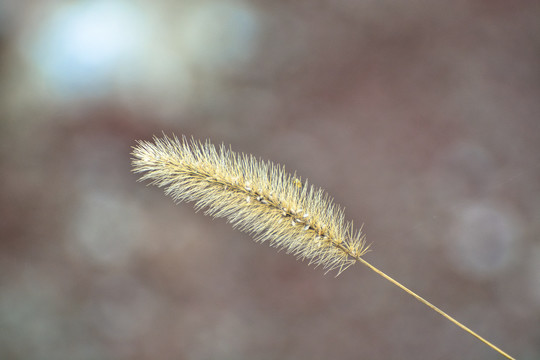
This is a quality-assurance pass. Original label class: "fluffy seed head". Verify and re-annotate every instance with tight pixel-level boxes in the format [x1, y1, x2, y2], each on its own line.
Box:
[132, 135, 369, 274]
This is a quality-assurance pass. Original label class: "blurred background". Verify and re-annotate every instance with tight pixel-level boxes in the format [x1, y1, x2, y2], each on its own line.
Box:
[1, 0, 539, 359]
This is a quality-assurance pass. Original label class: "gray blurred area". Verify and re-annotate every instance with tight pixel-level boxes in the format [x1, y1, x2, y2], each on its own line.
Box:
[1, 1, 539, 359]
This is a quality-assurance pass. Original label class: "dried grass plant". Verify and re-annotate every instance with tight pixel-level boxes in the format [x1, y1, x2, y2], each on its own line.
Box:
[132, 134, 515, 359]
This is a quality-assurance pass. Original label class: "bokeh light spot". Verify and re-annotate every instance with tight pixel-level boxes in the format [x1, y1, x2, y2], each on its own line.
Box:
[22, 0, 146, 96]
[448, 203, 519, 280]
[178, 1, 260, 71]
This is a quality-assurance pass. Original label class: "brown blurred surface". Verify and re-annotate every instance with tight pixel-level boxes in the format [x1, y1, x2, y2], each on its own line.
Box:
[1, 1, 539, 359]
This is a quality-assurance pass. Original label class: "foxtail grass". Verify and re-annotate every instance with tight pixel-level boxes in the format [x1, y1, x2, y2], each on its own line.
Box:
[132, 134, 515, 360]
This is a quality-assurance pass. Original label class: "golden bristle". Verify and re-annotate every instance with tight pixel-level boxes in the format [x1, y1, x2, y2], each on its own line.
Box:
[132, 134, 369, 274]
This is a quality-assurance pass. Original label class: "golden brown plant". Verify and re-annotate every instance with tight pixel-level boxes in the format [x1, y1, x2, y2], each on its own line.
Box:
[132, 134, 515, 360]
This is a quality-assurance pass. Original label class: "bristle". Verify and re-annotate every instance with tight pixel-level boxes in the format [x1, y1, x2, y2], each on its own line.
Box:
[131, 134, 369, 274]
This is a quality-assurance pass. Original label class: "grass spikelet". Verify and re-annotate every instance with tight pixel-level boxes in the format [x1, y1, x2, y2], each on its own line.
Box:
[132, 134, 369, 274]
[132, 134, 515, 360]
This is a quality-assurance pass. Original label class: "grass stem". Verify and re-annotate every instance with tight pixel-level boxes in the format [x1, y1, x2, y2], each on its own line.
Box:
[356, 257, 515, 360]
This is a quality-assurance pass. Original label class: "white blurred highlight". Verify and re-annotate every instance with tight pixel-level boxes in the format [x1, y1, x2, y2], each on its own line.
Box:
[448, 203, 519, 280]
[177, 1, 260, 72]
[18, 0, 261, 105]
[68, 190, 144, 267]
[22, 0, 146, 96]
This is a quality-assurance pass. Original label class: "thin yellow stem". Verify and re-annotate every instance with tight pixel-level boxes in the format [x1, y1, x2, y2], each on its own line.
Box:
[356, 257, 515, 360]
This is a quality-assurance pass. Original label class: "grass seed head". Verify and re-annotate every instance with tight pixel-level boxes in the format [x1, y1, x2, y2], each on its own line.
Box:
[132, 134, 369, 274]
